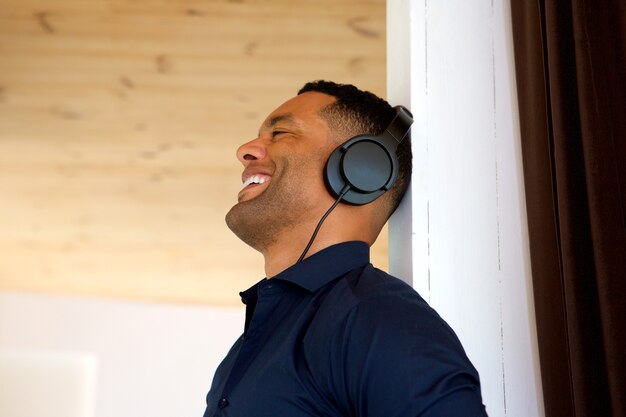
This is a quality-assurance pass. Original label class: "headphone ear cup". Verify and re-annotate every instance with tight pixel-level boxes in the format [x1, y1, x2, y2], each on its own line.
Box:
[324, 105, 412, 206]
[324, 136, 399, 205]
[342, 140, 393, 192]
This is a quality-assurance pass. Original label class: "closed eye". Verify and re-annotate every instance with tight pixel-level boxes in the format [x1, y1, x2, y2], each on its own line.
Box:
[272, 130, 288, 138]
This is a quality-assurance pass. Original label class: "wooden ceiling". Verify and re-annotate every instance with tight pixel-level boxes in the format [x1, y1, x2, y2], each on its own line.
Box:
[0, 0, 387, 305]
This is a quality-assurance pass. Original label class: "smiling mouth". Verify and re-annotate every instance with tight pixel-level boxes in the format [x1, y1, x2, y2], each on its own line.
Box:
[242, 174, 270, 189]
[239, 174, 272, 199]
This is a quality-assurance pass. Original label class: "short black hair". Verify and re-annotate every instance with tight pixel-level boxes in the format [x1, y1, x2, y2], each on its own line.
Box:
[298, 80, 412, 217]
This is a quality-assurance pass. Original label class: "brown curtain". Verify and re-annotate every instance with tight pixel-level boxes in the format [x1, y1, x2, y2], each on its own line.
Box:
[510, 1, 626, 416]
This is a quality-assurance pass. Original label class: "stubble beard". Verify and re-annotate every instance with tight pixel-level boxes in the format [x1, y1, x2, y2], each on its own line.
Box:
[225, 163, 309, 253]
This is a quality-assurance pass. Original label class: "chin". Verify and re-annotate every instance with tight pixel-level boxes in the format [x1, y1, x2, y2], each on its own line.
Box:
[225, 200, 270, 251]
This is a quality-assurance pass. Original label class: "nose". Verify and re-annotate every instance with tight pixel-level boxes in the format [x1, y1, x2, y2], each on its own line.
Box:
[236, 136, 267, 165]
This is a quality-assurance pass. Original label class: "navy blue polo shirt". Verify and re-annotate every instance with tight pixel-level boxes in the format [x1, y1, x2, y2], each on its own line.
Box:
[203, 241, 487, 417]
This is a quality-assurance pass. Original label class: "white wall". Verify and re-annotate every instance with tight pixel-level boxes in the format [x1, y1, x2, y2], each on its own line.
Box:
[387, 1, 544, 416]
[0, 292, 243, 417]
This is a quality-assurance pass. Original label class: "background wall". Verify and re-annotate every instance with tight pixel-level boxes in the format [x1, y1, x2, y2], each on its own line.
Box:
[0, 291, 242, 417]
[0, 0, 387, 305]
[0, 1, 387, 416]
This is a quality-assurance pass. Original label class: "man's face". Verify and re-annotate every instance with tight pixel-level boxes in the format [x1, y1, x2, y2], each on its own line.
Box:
[225, 92, 339, 251]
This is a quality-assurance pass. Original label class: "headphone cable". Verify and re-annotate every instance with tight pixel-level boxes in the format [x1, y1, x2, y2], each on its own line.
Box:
[296, 184, 351, 263]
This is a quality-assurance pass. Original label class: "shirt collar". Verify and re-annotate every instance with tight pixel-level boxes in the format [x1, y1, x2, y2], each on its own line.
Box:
[240, 241, 370, 302]
[273, 241, 370, 292]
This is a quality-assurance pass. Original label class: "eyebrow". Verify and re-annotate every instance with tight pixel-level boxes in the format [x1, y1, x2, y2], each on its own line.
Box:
[267, 113, 296, 127]
[258, 113, 299, 136]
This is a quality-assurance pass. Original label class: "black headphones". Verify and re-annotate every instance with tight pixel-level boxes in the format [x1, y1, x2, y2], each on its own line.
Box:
[324, 105, 413, 205]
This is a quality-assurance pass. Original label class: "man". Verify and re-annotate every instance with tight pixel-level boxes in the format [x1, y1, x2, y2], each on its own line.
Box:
[203, 81, 487, 416]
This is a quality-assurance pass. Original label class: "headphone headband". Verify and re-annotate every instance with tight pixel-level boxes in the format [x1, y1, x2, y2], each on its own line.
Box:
[385, 106, 414, 146]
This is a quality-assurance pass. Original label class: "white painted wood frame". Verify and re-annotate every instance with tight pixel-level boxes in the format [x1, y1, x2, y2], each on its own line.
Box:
[387, 1, 544, 416]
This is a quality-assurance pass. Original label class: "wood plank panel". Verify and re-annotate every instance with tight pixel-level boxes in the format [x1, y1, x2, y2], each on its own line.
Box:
[0, 0, 387, 305]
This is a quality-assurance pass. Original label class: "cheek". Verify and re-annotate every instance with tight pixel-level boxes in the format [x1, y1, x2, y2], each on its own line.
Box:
[275, 144, 335, 198]
[286, 153, 326, 184]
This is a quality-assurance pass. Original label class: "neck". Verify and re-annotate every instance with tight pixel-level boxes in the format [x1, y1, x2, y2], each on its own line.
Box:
[260, 231, 336, 278]
[260, 214, 372, 278]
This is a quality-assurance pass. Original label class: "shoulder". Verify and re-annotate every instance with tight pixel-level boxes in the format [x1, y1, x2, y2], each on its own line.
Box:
[315, 264, 446, 334]
[303, 263, 476, 369]
[303, 264, 484, 416]
[336, 264, 467, 356]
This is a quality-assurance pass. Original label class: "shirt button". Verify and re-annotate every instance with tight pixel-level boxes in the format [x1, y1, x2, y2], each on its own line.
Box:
[218, 397, 229, 409]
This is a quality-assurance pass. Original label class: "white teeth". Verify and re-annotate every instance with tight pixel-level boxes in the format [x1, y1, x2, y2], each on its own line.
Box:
[242, 175, 268, 188]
